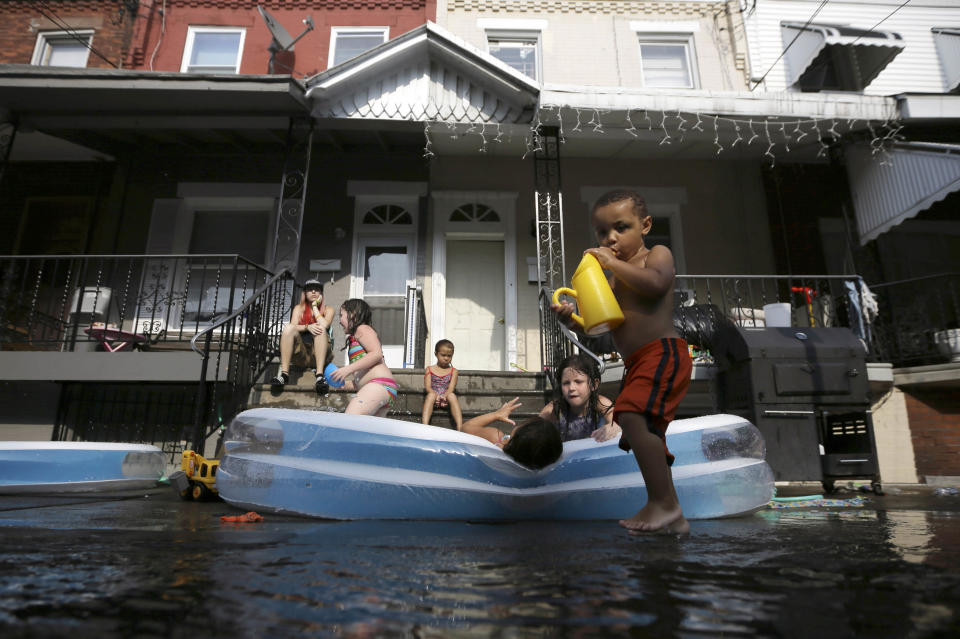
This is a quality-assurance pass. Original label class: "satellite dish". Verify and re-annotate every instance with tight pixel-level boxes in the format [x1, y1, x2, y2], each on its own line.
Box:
[257, 5, 315, 73]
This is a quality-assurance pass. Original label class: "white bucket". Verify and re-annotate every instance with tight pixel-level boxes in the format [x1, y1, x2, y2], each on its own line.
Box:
[763, 303, 792, 327]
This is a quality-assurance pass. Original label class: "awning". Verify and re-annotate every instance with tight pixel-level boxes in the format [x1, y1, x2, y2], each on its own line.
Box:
[782, 22, 904, 91]
[846, 142, 960, 244]
[932, 28, 960, 93]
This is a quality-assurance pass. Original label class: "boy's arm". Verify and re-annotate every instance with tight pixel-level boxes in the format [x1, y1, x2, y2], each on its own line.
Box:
[586, 244, 675, 300]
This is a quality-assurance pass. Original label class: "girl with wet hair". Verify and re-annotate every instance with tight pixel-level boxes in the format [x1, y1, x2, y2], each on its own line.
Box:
[327, 298, 397, 417]
[540, 353, 620, 442]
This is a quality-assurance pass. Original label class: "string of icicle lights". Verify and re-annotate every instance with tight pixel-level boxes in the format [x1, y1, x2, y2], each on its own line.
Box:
[422, 106, 904, 168]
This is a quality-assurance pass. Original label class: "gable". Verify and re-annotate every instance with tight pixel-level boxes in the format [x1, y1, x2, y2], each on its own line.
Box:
[305, 22, 539, 123]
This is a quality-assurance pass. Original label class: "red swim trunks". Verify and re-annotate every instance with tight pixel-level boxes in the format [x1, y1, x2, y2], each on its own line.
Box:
[614, 338, 692, 465]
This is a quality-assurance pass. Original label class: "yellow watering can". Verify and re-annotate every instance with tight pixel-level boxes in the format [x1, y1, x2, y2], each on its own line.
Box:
[552, 253, 624, 335]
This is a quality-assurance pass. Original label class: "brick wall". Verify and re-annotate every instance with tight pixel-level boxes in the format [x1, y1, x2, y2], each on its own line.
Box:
[904, 388, 960, 480]
[0, 1, 136, 69]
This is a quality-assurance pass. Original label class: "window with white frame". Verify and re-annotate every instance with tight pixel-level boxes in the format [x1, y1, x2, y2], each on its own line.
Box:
[487, 31, 540, 80]
[637, 35, 698, 89]
[181, 26, 246, 74]
[329, 27, 388, 67]
[31, 30, 93, 67]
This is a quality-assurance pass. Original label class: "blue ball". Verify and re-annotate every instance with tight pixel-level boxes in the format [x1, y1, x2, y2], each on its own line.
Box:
[324, 362, 345, 388]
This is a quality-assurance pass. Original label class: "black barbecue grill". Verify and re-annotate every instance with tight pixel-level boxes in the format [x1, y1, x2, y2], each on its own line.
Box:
[712, 326, 881, 493]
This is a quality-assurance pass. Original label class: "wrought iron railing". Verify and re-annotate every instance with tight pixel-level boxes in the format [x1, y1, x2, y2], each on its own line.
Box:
[540, 274, 896, 374]
[870, 273, 959, 367]
[189, 269, 296, 452]
[538, 287, 575, 383]
[0, 254, 274, 351]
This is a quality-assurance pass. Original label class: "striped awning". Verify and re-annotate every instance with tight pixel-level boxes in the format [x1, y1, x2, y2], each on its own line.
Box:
[932, 28, 960, 93]
[782, 22, 903, 91]
[846, 142, 960, 244]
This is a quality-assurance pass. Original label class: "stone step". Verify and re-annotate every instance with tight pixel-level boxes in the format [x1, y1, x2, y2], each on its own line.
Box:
[251, 365, 550, 423]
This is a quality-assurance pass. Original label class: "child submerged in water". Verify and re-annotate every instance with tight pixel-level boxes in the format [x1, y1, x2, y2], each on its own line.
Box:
[421, 339, 463, 430]
[552, 189, 692, 534]
[328, 299, 398, 417]
[460, 398, 563, 470]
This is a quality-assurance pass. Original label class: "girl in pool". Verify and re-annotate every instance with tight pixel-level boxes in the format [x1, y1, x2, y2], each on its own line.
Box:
[540, 353, 620, 442]
[327, 299, 398, 417]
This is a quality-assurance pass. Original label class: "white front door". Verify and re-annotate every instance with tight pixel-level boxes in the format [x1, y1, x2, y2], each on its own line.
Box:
[445, 240, 505, 370]
[355, 236, 414, 368]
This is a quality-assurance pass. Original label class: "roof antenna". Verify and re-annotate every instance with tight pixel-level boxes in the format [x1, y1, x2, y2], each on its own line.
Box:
[257, 5, 315, 74]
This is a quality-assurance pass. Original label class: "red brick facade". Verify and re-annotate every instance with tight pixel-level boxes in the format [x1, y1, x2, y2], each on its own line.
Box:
[0, 1, 435, 75]
[128, 0, 435, 75]
[0, 1, 137, 69]
[904, 389, 960, 480]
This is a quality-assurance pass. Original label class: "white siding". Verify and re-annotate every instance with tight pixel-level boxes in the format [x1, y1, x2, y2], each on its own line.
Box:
[442, 4, 749, 91]
[746, 0, 960, 94]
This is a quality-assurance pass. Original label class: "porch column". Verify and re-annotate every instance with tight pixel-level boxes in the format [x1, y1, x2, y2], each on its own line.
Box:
[0, 112, 16, 189]
[271, 117, 314, 276]
[533, 126, 571, 373]
[533, 126, 565, 290]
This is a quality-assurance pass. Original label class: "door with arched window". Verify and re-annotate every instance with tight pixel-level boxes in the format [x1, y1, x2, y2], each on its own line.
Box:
[350, 188, 422, 368]
[431, 192, 518, 371]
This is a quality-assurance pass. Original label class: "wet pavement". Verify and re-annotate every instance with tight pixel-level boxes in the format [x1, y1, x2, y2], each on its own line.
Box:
[1, 484, 958, 638]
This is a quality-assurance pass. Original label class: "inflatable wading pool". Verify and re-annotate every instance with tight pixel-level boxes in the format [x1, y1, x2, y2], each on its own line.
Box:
[218, 409, 775, 520]
[0, 442, 165, 494]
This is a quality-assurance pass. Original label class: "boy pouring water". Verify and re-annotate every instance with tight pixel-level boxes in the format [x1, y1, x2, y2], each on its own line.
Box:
[552, 189, 692, 533]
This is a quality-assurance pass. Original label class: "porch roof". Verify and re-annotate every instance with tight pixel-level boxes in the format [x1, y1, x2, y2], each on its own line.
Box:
[0, 66, 310, 159]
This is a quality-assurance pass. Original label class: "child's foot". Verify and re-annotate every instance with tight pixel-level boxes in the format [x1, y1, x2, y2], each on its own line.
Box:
[619, 503, 690, 535]
[271, 371, 289, 387]
[314, 374, 329, 395]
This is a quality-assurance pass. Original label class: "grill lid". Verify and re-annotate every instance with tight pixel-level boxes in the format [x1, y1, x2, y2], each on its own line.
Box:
[713, 327, 866, 365]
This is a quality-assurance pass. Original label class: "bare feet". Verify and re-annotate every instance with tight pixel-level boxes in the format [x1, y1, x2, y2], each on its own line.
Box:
[619, 502, 690, 535]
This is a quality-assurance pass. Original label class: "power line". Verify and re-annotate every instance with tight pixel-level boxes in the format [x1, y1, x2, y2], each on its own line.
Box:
[27, 0, 119, 68]
[750, 0, 914, 91]
[848, 0, 913, 47]
[750, 0, 831, 91]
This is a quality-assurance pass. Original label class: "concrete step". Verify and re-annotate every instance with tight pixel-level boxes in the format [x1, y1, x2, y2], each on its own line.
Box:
[249, 365, 550, 425]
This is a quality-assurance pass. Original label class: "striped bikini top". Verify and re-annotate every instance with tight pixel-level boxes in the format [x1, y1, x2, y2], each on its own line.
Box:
[347, 335, 367, 364]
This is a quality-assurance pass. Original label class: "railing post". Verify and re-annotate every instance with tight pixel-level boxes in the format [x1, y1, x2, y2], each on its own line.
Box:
[192, 330, 213, 454]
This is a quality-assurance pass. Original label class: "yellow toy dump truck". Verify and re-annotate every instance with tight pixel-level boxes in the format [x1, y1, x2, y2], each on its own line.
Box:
[170, 450, 220, 501]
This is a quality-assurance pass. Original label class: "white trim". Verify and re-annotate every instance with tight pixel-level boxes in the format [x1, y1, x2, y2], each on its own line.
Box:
[329, 26, 389, 68]
[431, 191, 518, 370]
[636, 34, 700, 90]
[477, 18, 548, 32]
[629, 21, 700, 34]
[485, 30, 542, 82]
[31, 30, 94, 67]
[348, 181, 423, 299]
[580, 187, 688, 274]
[180, 26, 246, 74]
